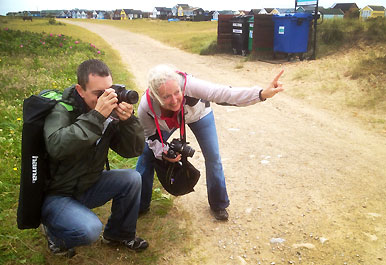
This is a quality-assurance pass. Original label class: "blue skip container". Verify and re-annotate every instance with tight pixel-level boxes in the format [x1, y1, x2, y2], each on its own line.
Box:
[272, 13, 313, 54]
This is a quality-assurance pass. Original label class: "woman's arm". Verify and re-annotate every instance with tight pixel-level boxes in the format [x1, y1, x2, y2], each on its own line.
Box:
[184, 70, 284, 106]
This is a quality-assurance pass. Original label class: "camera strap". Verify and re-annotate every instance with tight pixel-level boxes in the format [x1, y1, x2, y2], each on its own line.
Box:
[146, 71, 188, 148]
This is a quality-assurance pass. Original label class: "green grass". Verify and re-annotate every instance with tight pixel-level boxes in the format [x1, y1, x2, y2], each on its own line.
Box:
[76, 18, 219, 55]
[285, 17, 386, 132]
[0, 17, 192, 265]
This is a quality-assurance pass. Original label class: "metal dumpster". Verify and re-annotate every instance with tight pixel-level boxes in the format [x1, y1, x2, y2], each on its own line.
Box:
[230, 16, 251, 56]
[272, 13, 313, 58]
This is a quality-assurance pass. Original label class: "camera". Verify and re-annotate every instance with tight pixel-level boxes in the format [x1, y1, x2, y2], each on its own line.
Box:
[167, 138, 195, 159]
[111, 84, 139, 104]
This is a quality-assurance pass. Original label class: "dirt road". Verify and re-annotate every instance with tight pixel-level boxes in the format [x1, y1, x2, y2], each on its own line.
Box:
[63, 21, 386, 264]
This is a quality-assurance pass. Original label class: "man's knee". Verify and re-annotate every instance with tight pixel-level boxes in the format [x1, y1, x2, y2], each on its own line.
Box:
[81, 219, 103, 245]
[121, 169, 142, 192]
[131, 171, 142, 192]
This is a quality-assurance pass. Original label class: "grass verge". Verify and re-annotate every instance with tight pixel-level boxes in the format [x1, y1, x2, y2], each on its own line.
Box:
[0, 17, 193, 265]
[276, 17, 386, 134]
[286, 42, 386, 133]
[70, 18, 219, 55]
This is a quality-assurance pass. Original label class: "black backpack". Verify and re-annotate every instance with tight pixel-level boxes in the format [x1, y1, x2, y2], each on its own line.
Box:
[17, 90, 72, 229]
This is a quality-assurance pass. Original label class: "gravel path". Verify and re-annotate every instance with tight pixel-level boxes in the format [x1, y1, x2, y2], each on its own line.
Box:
[63, 20, 386, 265]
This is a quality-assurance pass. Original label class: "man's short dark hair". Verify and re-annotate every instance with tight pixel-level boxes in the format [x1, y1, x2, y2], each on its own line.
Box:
[77, 59, 112, 90]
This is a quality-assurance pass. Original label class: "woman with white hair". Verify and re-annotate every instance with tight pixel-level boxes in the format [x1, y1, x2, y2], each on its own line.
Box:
[136, 64, 284, 220]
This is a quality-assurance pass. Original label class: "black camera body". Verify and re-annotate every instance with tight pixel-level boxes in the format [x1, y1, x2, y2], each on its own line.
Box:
[111, 84, 139, 104]
[167, 138, 195, 159]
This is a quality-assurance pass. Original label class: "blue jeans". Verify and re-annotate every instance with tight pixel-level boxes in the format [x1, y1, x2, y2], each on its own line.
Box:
[41, 169, 141, 249]
[136, 111, 230, 211]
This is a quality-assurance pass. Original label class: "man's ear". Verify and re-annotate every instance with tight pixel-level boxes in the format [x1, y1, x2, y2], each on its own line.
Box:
[75, 84, 85, 98]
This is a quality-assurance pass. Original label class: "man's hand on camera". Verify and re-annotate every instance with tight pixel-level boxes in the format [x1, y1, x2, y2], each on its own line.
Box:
[95, 88, 118, 118]
[162, 152, 181, 163]
[115, 102, 134, 121]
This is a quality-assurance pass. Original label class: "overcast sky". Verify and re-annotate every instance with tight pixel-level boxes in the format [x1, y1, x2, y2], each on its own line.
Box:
[1, 0, 385, 15]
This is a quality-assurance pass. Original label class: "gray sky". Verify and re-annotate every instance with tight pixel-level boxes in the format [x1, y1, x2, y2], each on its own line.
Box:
[1, 0, 385, 15]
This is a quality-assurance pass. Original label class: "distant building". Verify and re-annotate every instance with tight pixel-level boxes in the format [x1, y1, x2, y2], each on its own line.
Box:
[360, 5, 385, 19]
[151, 7, 172, 19]
[218, 10, 237, 15]
[41, 10, 61, 17]
[172, 4, 189, 17]
[276, 8, 295, 14]
[103, 11, 114, 19]
[320, 7, 344, 19]
[30, 11, 41, 17]
[331, 3, 359, 17]
[178, 6, 194, 18]
[249, 9, 262, 16]
[96, 11, 105, 19]
[123, 9, 143, 19]
[297, 6, 344, 19]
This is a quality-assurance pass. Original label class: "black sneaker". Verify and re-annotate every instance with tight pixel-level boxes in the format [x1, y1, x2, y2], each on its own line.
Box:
[102, 236, 149, 252]
[211, 208, 229, 221]
[42, 225, 76, 258]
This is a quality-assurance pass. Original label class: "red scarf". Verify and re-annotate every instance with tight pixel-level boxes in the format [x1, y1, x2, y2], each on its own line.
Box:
[160, 111, 180, 130]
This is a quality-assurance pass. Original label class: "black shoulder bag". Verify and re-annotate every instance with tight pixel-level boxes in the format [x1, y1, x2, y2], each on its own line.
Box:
[146, 73, 200, 196]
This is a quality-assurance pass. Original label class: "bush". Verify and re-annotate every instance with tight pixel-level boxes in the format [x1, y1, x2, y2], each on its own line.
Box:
[200, 40, 218, 55]
[365, 17, 386, 41]
[0, 28, 105, 100]
[48, 17, 56, 24]
[0, 28, 104, 57]
[47, 17, 64, 25]
[0, 27, 108, 264]
[318, 17, 386, 45]
[319, 19, 345, 44]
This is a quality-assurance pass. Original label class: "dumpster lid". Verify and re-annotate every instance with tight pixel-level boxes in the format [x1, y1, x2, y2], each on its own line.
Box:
[273, 12, 313, 19]
[230, 15, 253, 22]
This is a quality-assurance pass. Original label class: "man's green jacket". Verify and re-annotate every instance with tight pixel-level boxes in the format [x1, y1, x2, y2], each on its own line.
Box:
[43, 86, 144, 198]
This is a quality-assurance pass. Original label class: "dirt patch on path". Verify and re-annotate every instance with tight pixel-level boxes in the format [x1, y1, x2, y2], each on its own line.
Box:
[63, 21, 386, 264]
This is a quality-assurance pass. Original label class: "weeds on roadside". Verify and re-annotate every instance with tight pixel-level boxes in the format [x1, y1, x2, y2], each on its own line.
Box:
[0, 27, 103, 57]
[0, 24, 180, 265]
[48, 17, 64, 25]
[0, 28, 106, 264]
[318, 17, 386, 47]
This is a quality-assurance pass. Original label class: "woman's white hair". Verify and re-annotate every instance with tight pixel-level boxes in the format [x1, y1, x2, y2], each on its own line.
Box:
[147, 64, 182, 105]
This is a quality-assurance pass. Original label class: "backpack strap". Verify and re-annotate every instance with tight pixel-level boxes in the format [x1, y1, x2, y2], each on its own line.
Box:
[40, 90, 74, 111]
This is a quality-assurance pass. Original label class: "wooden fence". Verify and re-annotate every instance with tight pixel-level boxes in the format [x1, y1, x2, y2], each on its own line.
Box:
[217, 14, 320, 58]
[217, 15, 234, 52]
[217, 14, 274, 54]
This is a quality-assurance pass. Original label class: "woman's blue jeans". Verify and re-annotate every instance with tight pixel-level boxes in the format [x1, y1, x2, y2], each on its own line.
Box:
[136, 111, 230, 211]
[41, 169, 141, 249]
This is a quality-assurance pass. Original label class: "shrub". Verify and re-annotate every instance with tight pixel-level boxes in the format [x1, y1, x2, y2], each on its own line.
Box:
[0, 28, 105, 100]
[200, 40, 218, 55]
[319, 19, 345, 44]
[48, 17, 56, 24]
[365, 17, 386, 41]
[0, 28, 104, 57]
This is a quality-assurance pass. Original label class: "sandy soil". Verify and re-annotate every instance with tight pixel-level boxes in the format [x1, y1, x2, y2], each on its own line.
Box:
[63, 21, 386, 265]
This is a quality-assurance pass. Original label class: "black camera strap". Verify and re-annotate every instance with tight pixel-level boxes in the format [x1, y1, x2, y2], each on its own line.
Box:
[180, 108, 187, 144]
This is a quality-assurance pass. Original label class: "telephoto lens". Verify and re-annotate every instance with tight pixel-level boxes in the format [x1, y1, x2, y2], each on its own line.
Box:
[111, 84, 139, 104]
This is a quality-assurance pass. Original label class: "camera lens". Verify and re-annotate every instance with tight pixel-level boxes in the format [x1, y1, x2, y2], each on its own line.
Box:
[126, 90, 139, 104]
[120, 90, 139, 104]
[182, 144, 195, 158]
[111, 84, 139, 104]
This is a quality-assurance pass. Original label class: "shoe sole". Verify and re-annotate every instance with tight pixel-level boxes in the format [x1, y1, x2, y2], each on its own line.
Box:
[101, 237, 148, 252]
